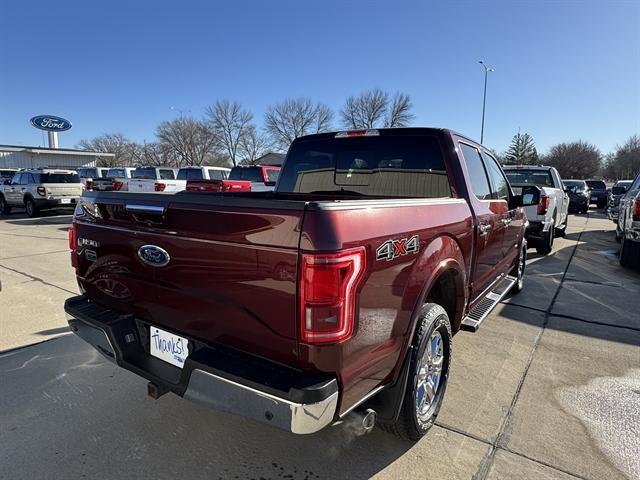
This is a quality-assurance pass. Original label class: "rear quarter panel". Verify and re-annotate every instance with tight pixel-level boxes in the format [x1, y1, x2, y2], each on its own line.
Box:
[298, 199, 473, 413]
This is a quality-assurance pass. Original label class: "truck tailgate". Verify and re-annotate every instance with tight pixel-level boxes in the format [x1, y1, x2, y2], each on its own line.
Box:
[75, 193, 305, 366]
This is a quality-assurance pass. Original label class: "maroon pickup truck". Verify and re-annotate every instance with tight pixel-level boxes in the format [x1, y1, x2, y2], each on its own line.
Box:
[64, 128, 537, 440]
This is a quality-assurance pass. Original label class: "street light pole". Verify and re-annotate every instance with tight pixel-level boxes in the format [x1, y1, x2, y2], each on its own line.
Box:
[479, 60, 494, 144]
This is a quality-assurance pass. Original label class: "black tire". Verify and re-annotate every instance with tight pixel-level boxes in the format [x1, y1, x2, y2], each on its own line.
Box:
[555, 216, 567, 238]
[24, 197, 39, 218]
[0, 195, 11, 215]
[597, 200, 606, 209]
[510, 241, 527, 293]
[615, 226, 622, 243]
[378, 303, 452, 441]
[619, 231, 640, 268]
[580, 208, 588, 214]
[536, 221, 555, 255]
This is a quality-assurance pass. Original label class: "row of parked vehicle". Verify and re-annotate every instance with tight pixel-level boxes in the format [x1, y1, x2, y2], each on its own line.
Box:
[0, 164, 281, 217]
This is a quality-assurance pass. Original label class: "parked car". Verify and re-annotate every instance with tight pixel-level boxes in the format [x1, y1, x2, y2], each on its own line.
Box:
[607, 180, 634, 223]
[65, 127, 537, 440]
[616, 173, 640, 267]
[562, 180, 589, 214]
[0, 168, 18, 181]
[92, 167, 137, 191]
[503, 165, 569, 254]
[127, 167, 181, 193]
[77, 167, 110, 191]
[228, 165, 281, 192]
[0, 168, 82, 217]
[585, 179, 608, 209]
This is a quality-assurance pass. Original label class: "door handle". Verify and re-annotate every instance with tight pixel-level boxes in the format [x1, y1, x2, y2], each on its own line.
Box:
[501, 218, 513, 226]
[479, 223, 492, 236]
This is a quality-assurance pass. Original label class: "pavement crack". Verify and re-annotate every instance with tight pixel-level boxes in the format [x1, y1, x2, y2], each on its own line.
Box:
[0, 264, 77, 295]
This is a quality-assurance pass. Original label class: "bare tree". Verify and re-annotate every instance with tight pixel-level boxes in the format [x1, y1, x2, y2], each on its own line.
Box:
[155, 117, 220, 166]
[264, 98, 333, 150]
[340, 89, 414, 129]
[387, 92, 414, 127]
[601, 135, 640, 180]
[206, 99, 253, 166]
[239, 126, 271, 165]
[77, 133, 138, 167]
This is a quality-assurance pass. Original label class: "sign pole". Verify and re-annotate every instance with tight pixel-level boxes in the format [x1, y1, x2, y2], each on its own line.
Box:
[47, 131, 59, 149]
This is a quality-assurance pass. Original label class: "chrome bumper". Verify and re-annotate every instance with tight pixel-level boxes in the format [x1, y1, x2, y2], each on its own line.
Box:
[184, 369, 339, 434]
[65, 295, 339, 435]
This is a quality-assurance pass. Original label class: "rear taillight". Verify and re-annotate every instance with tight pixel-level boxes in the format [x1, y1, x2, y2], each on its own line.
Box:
[37, 186, 46, 196]
[537, 194, 550, 215]
[633, 196, 640, 221]
[154, 182, 166, 192]
[113, 181, 124, 191]
[68, 223, 78, 271]
[85, 180, 93, 190]
[299, 247, 365, 344]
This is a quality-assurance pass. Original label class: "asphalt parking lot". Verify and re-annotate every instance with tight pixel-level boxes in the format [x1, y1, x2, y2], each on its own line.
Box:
[1, 209, 639, 480]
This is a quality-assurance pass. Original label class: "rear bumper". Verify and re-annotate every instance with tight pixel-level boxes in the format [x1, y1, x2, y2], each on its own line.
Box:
[35, 197, 78, 209]
[64, 295, 339, 434]
[607, 207, 620, 222]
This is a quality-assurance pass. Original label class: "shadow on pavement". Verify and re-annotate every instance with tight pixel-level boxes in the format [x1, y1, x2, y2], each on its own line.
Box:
[2, 213, 73, 226]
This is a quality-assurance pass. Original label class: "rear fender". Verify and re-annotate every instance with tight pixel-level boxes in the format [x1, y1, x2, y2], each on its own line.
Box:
[372, 235, 466, 421]
[403, 234, 467, 335]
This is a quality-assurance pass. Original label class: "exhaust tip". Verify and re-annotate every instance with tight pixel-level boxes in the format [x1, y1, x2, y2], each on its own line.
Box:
[361, 408, 377, 434]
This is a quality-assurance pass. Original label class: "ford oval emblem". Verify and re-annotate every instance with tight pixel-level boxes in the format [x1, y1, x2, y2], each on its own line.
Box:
[30, 115, 72, 132]
[138, 245, 170, 267]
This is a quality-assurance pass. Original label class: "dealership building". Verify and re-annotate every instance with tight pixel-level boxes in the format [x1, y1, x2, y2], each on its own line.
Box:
[0, 144, 114, 170]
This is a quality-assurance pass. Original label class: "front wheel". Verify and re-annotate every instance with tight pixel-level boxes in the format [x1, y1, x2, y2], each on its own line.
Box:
[510, 241, 527, 293]
[378, 303, 452, 441]
[0, 196, 11, 215]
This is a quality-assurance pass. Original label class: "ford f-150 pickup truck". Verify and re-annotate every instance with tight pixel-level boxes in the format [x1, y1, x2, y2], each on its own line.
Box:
[64, 128, 537, 440]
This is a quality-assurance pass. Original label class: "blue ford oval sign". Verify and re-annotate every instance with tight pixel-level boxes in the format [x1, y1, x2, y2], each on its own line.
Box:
[138, 245, 170, 267]
[30, 115, 72, 132]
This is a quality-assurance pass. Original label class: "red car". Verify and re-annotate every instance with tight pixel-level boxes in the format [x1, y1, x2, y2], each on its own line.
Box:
[228, 165, 280, 191]
[65, 128, 536, 440]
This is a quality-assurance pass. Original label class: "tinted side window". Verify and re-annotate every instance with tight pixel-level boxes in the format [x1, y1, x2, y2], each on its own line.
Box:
[159, 169, 175, 180]
[11, 174, 22, 185]
[460, 143, 492, 200]
[229, 167, 263, 183]
[483, 153, 510, 200]
[208, 169, 227, 180]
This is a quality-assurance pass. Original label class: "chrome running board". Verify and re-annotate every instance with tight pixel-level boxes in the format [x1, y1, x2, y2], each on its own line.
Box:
[461, 275, 517, 332]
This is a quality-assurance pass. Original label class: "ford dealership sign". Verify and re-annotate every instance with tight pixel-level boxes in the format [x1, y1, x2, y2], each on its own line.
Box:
[30, 115, 72, 132]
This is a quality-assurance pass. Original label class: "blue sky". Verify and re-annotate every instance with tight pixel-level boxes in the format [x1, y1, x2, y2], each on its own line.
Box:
[1, 0, 638, 154]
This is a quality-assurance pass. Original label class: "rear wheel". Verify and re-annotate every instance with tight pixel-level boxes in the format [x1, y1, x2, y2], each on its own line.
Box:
[536, 220, 555, 255]
[615, 225, 622, 243]
[620, 230, 640, 268]
[0, 195, 11, 215]
[378, 303, 451, 441]
[24, 197, 39, 218]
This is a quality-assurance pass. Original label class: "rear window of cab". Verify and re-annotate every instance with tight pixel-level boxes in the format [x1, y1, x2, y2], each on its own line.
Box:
[277, 134, 451, 198]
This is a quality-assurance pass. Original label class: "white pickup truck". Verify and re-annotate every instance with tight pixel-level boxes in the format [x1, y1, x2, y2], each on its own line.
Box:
[92, 167, 137, 191]
[127, 167, 181, 193]
[128, 166, 231, 193]
[504, 165, 569, 254]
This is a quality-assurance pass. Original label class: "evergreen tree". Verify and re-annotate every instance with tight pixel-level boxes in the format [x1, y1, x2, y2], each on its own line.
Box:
[504, 131, 539, 165]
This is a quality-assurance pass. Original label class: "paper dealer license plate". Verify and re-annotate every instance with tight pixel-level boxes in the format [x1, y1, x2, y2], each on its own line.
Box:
[150, 326, 189, 368]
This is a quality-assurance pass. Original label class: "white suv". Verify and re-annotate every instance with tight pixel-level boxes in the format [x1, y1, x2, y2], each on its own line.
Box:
[0, 169, 83, 217]
[503, 165, 570, 254]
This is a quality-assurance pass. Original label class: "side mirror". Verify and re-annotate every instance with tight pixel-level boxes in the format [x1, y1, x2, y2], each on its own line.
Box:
[511, 185, 540, 208]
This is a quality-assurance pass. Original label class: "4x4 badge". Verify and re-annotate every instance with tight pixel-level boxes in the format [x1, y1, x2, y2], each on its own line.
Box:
[376, 235, 419, 261]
